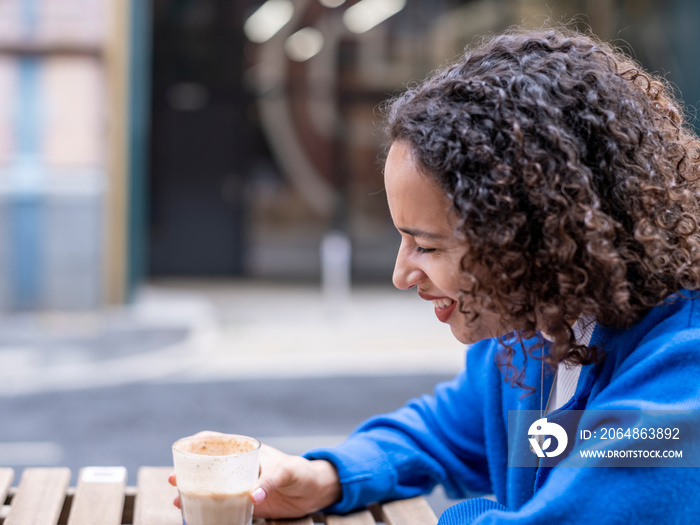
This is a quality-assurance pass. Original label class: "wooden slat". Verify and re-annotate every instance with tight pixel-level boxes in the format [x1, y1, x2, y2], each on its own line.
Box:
[66, 467, 127, 525]
[132, 467, 181, 525]
[4, 467, 71, 525]
[381, 497, 438, 525]
[326, 509, 376, 525]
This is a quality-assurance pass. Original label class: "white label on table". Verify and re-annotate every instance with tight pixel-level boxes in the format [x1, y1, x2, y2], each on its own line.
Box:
[80, 466, 127, 483]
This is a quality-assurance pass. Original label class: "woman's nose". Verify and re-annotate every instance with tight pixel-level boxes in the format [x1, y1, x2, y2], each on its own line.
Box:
[392, 247, 425, 290]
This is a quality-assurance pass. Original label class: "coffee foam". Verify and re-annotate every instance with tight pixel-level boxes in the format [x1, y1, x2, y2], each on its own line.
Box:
[175, 435, 257, 456]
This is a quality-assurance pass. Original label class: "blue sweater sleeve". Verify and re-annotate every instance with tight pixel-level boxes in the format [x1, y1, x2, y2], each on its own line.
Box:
[305, 342, 496, 513]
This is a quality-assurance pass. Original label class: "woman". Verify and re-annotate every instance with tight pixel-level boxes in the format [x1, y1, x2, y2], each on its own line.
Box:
[178, 26, 700, 523]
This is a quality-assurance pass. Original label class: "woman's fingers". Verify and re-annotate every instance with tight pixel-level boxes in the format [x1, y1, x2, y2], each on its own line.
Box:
[250, 485, 267, 504]
[169, 471, 180, 508]
[252, 449, 296, 501]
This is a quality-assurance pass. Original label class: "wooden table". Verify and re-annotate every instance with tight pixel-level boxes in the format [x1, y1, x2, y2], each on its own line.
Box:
[0, 467, 438, 525]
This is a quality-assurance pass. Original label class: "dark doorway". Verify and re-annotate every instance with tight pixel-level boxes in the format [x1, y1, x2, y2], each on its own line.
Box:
[148, 0, 257, 276]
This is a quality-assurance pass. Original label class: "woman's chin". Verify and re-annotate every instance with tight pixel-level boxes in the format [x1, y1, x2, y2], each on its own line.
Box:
[448, 313, 511, 345]
[449, 325, 480, 345]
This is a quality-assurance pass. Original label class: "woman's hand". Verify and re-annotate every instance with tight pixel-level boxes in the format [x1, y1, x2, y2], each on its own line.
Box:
[250, 444, 342, 519]
[168, 471, 181, 509]
[168, 436, 341, 519]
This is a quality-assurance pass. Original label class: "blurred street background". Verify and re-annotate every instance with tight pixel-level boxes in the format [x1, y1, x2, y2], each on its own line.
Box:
[0, 279, 465, 511]
[1, 0, 699, 514]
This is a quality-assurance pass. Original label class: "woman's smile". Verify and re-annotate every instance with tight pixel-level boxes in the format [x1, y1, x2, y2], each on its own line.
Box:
[418, 291, 457, 322]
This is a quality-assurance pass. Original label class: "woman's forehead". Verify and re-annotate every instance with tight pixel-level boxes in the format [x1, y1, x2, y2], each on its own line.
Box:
[384, 142, 453, 233]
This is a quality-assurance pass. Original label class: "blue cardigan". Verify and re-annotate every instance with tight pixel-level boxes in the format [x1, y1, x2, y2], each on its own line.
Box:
[305, 293, 700, 524]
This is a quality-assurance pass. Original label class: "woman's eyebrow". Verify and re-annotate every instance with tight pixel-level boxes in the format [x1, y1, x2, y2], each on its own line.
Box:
[399, 227, 447, 240]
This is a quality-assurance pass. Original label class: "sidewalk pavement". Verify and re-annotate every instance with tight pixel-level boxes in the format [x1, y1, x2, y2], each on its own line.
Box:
[0, 279, 466, 396]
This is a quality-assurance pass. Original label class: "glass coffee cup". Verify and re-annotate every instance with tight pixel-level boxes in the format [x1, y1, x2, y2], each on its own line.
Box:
[172, 433, 261, 525]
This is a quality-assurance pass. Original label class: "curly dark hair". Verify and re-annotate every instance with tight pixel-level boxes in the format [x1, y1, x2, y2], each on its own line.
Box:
[384, 26, 700, 391]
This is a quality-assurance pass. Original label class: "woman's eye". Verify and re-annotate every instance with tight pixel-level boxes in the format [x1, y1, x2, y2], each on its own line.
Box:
[416, 245, 436, 254]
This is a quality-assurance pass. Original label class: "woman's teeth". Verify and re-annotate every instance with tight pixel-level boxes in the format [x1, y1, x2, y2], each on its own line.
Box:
[432, 298, 455, 309]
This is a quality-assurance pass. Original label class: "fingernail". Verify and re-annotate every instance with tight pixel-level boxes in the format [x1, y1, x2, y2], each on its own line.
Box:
[251, 487, 266, 503]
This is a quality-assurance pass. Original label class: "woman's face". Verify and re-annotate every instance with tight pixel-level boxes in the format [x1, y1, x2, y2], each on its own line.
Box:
[384, 141, 508, 344]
